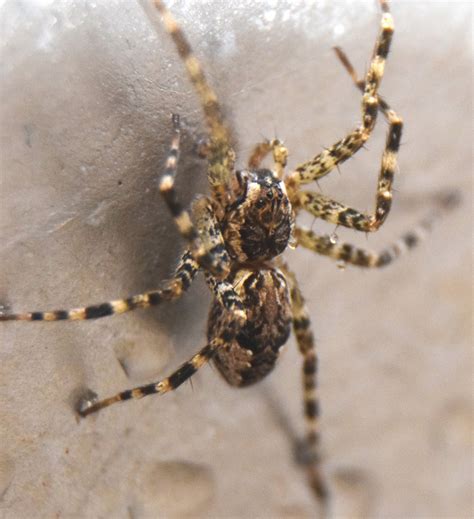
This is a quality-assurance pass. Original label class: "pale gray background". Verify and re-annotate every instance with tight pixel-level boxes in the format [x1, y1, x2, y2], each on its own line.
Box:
[0, 1, 472, 518]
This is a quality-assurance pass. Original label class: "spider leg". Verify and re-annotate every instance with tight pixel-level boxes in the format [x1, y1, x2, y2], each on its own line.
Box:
[248, 141, 272, 169]
[204, 273, 246, 323]
[78, 336, 226, 417]
[247, 139, 289, 179]
[1, 118, 235, 322]
[192, 196, 231, 278]
[298, 45, 405, 233]
[78, 264, 246, 417]
[279, 261, 328, 503]
[0, 251, 198, 322]
[333, 46, 392, 116]
[294, 191, 460, 268]
[286, 0, 394, 189]
[292, 85, 402, 232]
[159, 115, 228, 276]
[153, 0, 235, 204]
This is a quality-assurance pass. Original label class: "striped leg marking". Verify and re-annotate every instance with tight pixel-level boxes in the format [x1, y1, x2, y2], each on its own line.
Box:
[295, 191, 460, 268]
[286, 1, 394, 189]
[295, 108, 401, 233]
[294, 95, 401, 238]
[281, 263, 328, 502]
[0, 250, 198, 322]
[192, 196, 231, 278]
[293, 44, 403, 233]
[333, 45, 393, 118]
[158, 115, 225, 276]
[79, 338, 222, 417]
[204, 273, 246, 325]
[159, 113, 197, 243]
[153, 0, 235, 200]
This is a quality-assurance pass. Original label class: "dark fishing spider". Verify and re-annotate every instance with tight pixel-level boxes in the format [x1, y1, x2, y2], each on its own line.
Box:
[0, 0, 459, 504]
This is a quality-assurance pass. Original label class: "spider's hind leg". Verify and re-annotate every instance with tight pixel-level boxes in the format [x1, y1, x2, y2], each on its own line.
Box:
[79, 337, 225, 417]
[279, 261, 328, 503]
[0, 250, 198, 322]
[79, 271, 246, 417]
[333, 46, 392, 116]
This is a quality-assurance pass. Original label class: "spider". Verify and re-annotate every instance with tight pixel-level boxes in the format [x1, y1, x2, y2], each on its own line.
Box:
[0, 0, 459, 505]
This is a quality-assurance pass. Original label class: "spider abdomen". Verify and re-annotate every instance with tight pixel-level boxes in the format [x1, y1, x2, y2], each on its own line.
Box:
[208, 267, 292, 387]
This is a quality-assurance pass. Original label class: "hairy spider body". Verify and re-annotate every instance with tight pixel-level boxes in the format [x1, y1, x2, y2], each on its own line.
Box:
[223, 169, 294, 263]
[0, 0, 459, 507]
[209, 267, 292, 387]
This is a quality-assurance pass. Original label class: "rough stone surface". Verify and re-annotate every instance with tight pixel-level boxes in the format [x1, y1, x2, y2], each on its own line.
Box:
[0, 1, 471, 518]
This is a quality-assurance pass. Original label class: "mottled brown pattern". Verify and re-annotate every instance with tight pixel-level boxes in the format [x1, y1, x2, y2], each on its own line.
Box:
[222, 169, 294, 263]
[0, 0, 460, 509]
[209, 269, 291, 387]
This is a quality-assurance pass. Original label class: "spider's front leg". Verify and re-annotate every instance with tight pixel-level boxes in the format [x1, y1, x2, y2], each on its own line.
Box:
[154, 0, 235, 206]
[292, 93, 401, 233]
[247, 139, 288, 179]
[291, 65, 403, 232]
[288, 45, 404, 234]
[286, 0, 394, 192]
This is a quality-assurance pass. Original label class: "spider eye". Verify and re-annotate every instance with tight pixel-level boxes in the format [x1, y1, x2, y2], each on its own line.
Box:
[256, 198, 266, 208]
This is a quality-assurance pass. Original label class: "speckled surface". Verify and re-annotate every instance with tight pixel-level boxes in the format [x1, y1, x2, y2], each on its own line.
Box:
[0, 1, 472, 518]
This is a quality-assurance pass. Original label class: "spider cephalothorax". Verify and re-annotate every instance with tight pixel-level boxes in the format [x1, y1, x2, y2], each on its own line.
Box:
[1, 0, 459, 507]
[223, 168, 294, 263]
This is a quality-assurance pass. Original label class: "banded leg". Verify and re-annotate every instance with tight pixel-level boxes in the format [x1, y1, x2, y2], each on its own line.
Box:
[200, 212, 247, 327]
[247, 139, 289, 179]
[79, 337, 223, 416]
[280, 262, 327, 502]
[0, 250, 198, 322]
[294, 62, 402, 232]
[294, 98, 401, 236]
[192, 196, 231, 278]
[335, 44, 406, 230]
[204, 273, 246, 325]
[295, 191, 460, 268]
[286, 0, 394, 190]
[153, 0, 235, 201]
[333, 46, 392, 117]
[159, 115, 226, 276]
